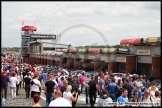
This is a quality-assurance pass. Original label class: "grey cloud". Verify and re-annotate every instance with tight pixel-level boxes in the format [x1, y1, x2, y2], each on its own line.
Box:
[143, 2, 160, 11]
[2, 2, 161, 47]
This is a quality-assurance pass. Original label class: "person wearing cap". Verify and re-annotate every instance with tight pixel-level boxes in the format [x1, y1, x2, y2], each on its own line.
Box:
[1, 71, 9, 99]
[9, 72, 18, 99]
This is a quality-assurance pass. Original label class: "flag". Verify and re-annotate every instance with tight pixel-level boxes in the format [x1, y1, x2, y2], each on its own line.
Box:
[22, 21, 24, 27]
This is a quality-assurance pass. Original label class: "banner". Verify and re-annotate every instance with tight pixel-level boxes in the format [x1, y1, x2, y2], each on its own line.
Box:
[30, 34, 56, 39]
[137, 50, 150, 55]
[117, 57, 126, 62]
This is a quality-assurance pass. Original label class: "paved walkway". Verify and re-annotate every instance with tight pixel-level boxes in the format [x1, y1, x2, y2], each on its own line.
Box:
[5, 86, 99, 107]
[5, 87, 45, 107]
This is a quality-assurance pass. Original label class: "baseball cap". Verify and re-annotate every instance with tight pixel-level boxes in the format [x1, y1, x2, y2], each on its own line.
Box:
[12, 72, 16, 76]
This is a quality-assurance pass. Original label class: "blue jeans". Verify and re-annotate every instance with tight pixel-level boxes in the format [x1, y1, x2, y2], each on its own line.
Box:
[85, 88, 89, 104]
[46, 93, 54, 107]
[99, 87, 102, 97]
[81, 84, 85, 93]
[109, 93, 117, 102]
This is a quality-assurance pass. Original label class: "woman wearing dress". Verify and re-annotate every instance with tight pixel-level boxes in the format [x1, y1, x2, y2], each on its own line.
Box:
[63, 85, 78, 105]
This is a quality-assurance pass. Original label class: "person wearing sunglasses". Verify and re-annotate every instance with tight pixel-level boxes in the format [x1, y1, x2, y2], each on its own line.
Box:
[141, 89, 155, 107]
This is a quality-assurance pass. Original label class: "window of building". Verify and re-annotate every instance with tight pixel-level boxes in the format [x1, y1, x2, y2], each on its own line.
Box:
[43, 47, 55, 51]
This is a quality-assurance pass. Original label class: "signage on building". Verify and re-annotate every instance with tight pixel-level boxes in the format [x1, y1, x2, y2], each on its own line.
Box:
[54, 57, 58, 61]
[69, 48, 77, 53]
[109, 48, 116, 53]
[101, 56, 109, 61]
[62, 49, 68, 52]
[118, 48, 128, 52]
[54, 57, 60, 61]
[78, 49, 87, 53]
[101, 48, 109, 53]
[137, 50, 150, 55]
[117, 57, 126, 62]
[88, 48, 100, 54]
[71, 54, 75, 58]
[79, 55, 84, 59]
[56, 49, 62, 52]
[88, 56, 95, 59]
[30, 34, 56, 39]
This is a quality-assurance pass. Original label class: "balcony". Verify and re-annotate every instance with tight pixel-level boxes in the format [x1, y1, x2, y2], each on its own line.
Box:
[21, 33, 31, 37]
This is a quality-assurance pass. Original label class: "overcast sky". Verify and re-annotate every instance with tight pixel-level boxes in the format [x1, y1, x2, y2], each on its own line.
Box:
[2, 1, 160, 47]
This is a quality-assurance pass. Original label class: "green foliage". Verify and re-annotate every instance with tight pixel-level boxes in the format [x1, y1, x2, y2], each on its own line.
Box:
[75, 45, 129, 49]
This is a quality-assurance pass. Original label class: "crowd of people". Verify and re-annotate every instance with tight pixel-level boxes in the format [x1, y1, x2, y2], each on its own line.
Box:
[1, 54, 161, 107]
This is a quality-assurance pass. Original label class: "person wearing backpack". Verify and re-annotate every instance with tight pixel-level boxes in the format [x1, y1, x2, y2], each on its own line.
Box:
[140, 89, 154, 107]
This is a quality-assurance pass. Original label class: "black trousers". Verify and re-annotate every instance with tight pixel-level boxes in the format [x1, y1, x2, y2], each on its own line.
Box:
[1, 86, 7, 99]
[19, 81, 22, 89]
[72, 94, 78, 107]
[89, 91, 96, 107]
[25, 86, 30, 98]
[16, 84, 20, 94]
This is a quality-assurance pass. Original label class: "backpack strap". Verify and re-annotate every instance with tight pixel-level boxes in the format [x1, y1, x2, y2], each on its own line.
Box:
[150, 96, 152, 102]
[142, 96, 144, 101]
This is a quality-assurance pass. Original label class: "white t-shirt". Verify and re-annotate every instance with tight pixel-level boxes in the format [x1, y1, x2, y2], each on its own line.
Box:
[53, 79, 58, 86]
[63, 91, 72, 104]
[148, 86, 158, 91]
[15, 66, 19, 71]
[49, 97, 72, 107]
[115, 77, 122, 83]
[16, 75, 21, 84]
[58, 75, 66, 82]
[10, 77, 18, 87]
[148, 86, 159, 97]
[24, 75, 32, 79]
[30, 79, 41, 92]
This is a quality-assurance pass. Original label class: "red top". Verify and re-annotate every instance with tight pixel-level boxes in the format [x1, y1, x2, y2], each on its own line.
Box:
[56, 49, 62, 52]
[31, 67, 35, 73]
[120, 38, 143, 45]
[88, 48, 101, 54]
[69, 48, 77, 53]
[12, 65, 15, 70]
[21, 26, 37, 31]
